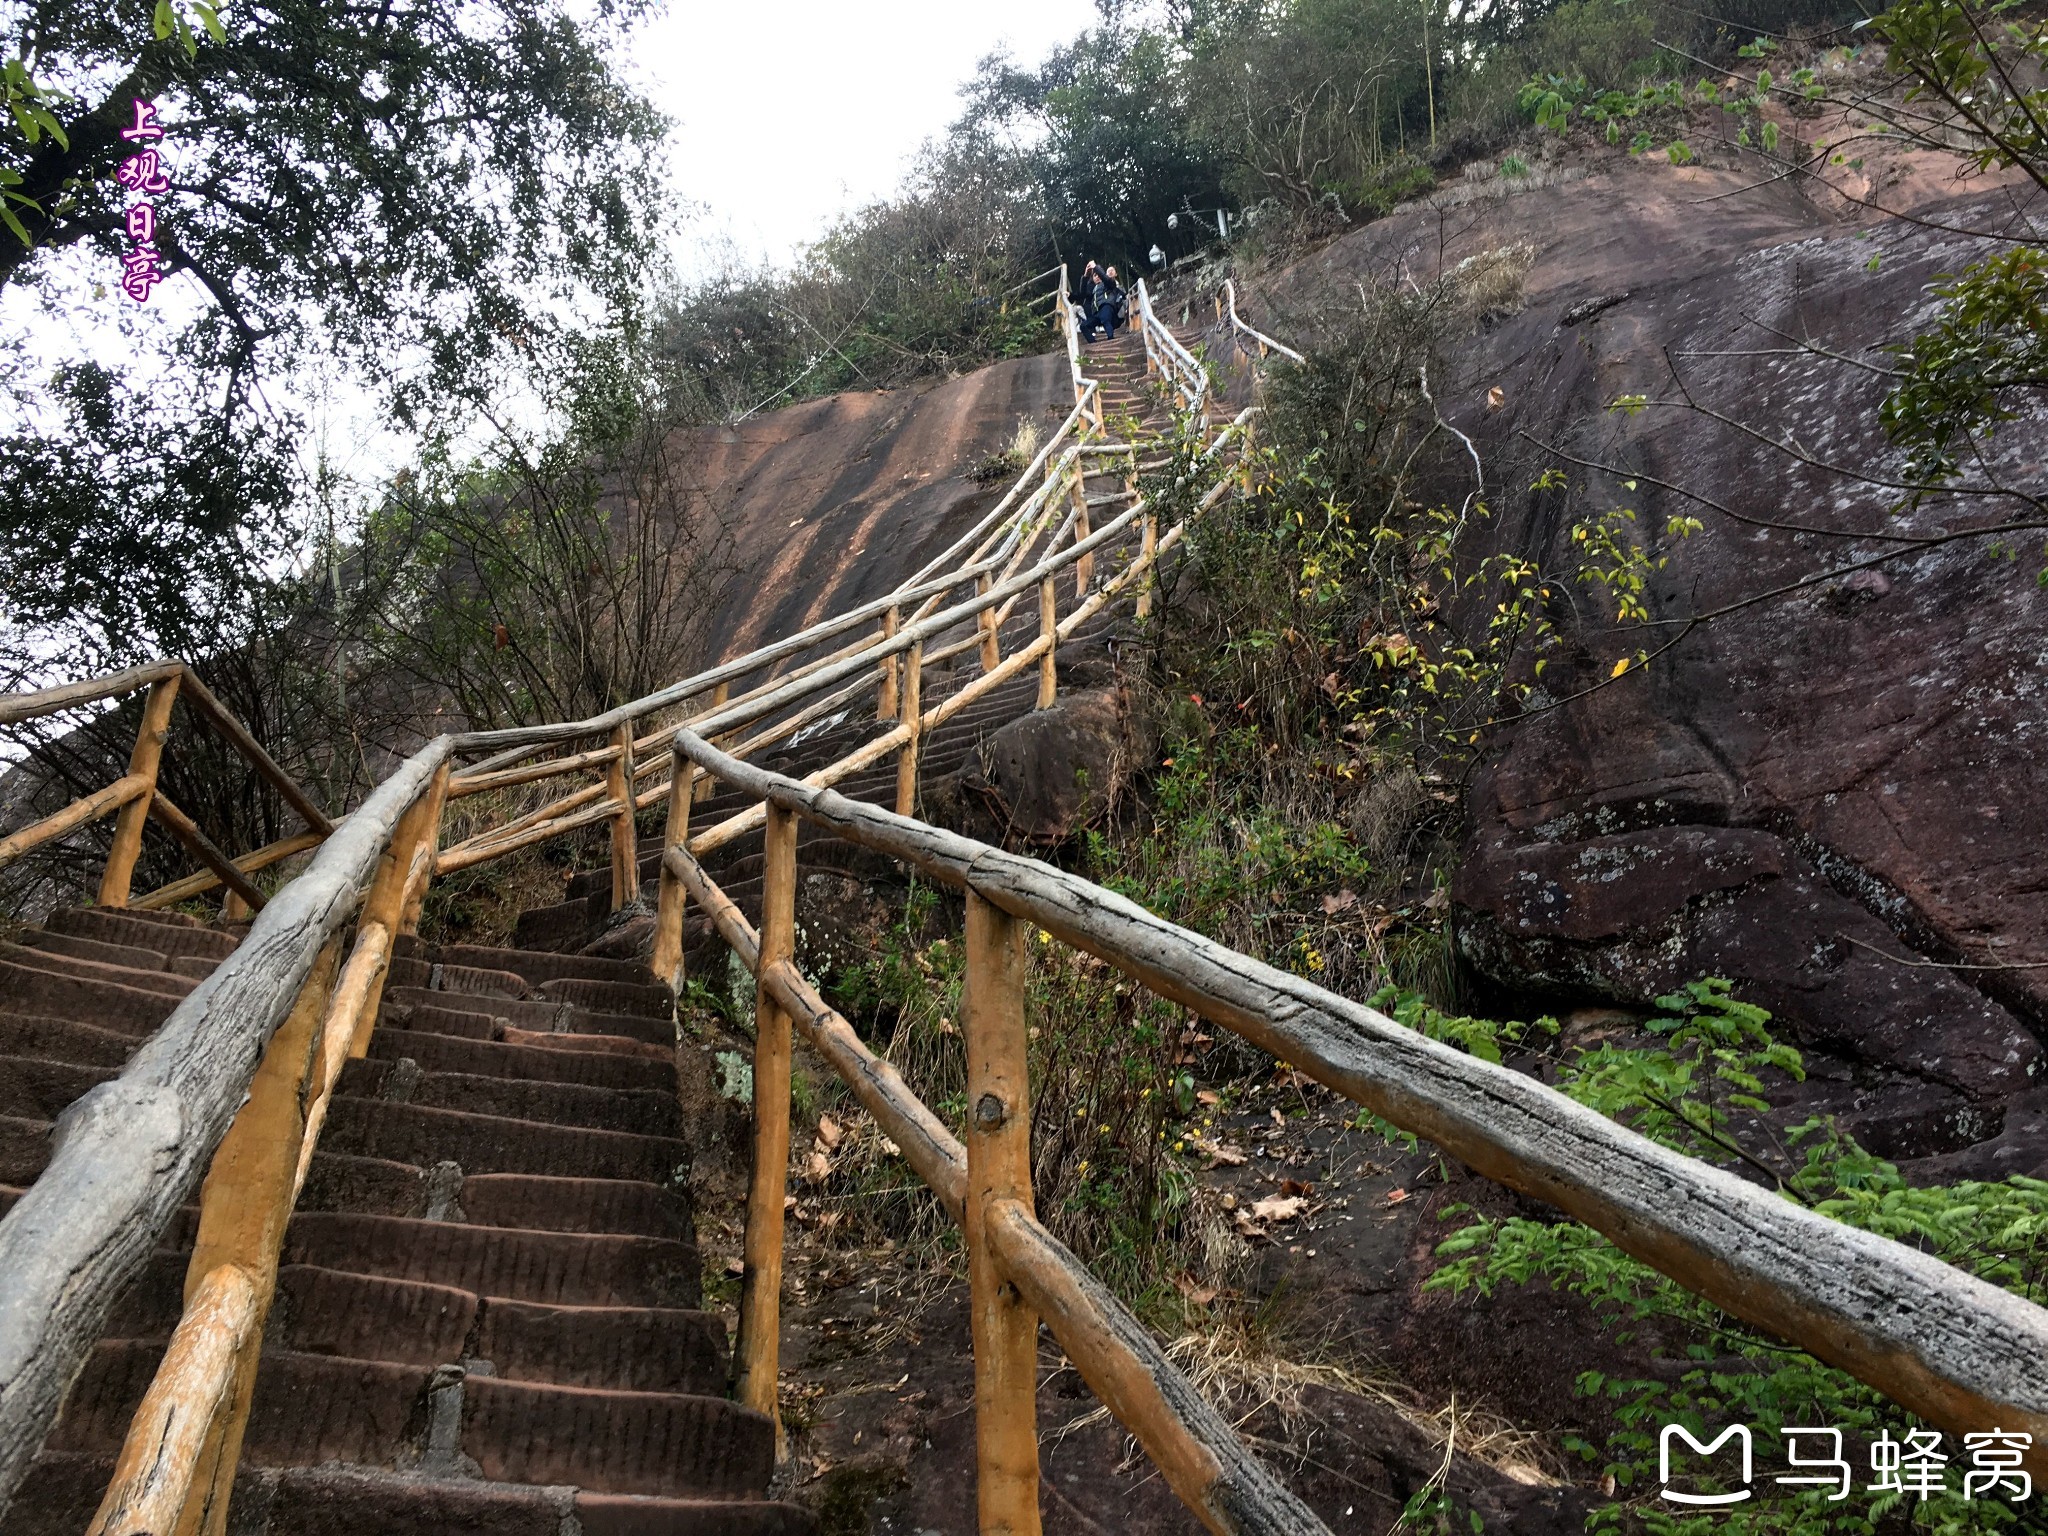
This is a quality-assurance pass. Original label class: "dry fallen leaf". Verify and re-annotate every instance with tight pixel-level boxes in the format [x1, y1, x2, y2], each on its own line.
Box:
[1173, 1273, 1220, 1307]
[1193, 1138, 1248, 1169]
[1280, 1178, 1315, 1199]
[804, 1150, 833, 1184]
[1251, 1195, 1308, 1223]
[1487, 385, 1506, 410]
[725, 1257, 746, 1277]
[1320, 888, 1358, 915]
[1385, 1188, 1411, 1206]
[1196, 1090, 1221, 1106]
[1269, 1107, 1286, 1127]
[816, 1114, 845, 1150]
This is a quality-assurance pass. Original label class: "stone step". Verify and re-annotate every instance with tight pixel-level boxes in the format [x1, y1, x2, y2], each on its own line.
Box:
[18, 929, 169, 973]
[0, 1015, 139, 1070]
[460, 1375, 773, 1498]
[46, 1345, 765, 1497]
[0, 958, 183, 1036]
[2, 1456, 818, 1536]
[457, 1173, 694, 1240]
[0, 944, 194, 1001]
[283, 1211, 700, 1309]
[538, 977, 674, 1020]
[397, 937, 654, 989]
[384, 955, 532, 1000]
[0, 1055, 109, 1123]
[0, 1115, 51, 1184]
[495, 1026, 674, 1063]
[320, 1098, 688, 1185]
[337, 1057, 682, 1140]
[367, 1027, 674, 1094]
[379, 988, 673, 1049]
[45, 906, 240, 963]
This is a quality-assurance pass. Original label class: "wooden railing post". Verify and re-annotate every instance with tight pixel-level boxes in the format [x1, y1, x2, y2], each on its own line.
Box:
[1037, 578, 1058, 710]
[735, 803, 796, 1450]
[97, 673, 182, 908]
[1067, 462, 1092, 600]
[977, 576, 1000, 674]
[696, 682, 729, 803]
[88, 940, 342, 1536]
[1136, 507, 1159, 622]
[895, 639, 923, 818]
[395, 762, 450, 941]
[964, 892, 1043, 1535]
[878, 607, 900, 721]
[651, 744, 695, 994]
[608, 722, 639, 909]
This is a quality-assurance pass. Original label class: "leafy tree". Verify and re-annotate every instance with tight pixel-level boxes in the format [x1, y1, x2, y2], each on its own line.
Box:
[0, 0, 667, 664]
[958, 29, 1227, 272]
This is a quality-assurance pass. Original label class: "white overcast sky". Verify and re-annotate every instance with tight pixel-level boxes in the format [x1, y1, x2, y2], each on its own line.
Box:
[637, 0, 1105, 270]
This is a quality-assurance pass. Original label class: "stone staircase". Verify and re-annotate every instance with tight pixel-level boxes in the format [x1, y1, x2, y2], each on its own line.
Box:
[0, 318, 1194, 1535]
[0, 902, 811, 1533]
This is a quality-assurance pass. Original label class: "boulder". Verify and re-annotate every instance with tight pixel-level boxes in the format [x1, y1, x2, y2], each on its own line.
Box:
[925, 686, 1140, 846]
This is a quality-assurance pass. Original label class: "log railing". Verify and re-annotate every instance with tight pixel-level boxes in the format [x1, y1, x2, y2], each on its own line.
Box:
[1135, 277, 1209, 415]
[4, 261, 2043, 1534]
[1214, 277, 1305, 365]
[0, 744, 447, 1528]
[661, 727, 2048, 1531]
[0, 269, 1273, 1528]
[0, 661, 334, 915]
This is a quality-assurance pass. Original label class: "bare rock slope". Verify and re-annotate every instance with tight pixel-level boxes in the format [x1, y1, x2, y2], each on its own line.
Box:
[1255, 129, 2046, 1169]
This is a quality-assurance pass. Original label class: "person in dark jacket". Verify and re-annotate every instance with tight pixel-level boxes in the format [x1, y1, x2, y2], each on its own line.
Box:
[1096, 266, 1126, 341]
[1076, 261, 1103, 341]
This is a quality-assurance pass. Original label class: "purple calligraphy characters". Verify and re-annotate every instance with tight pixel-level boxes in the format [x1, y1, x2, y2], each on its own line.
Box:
[117, 99, 168, 303]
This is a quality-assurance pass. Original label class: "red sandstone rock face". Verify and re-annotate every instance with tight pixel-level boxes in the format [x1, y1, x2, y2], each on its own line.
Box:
[1253, 139, 2047, 1163]
[681, 352, 1075, 670]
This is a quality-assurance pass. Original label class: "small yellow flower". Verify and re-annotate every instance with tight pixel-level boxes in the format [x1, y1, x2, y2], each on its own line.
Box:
[1076, 1160, 1089, 1174]
[1173, 1141, 1185, 1153]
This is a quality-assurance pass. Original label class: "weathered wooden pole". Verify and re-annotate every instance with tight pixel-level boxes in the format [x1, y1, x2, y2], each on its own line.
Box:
[97, 674, 183, 908]
[651, 745, 696, 994]
[963, 892, 1043, 1534]
[395, 761, 450, 939]
[977, 576, 1001, 674]
[1136, 508, 1160, 622]
[87, 940, 342, 1536]
[1037, 578, 1058, 710]
[894, 639, 923, 818]
[735, 804, 797, 1447]
[608, 723, 639, 909]
[1067, 463, 1093, 600]
[878, 607, 900, 721]
[696, 681, 730, 803]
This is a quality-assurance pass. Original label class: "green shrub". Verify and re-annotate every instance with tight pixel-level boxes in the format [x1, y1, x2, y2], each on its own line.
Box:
[1379, 982, 2048, 1534]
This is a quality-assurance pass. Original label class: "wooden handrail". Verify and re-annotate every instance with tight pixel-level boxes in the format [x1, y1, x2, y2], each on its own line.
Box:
[0, 740, 451, 1513]
[668, 725, 2048, 1483]
[0, 661, 335, 916]
[664, 837, 1323, 1532]
[451, 385, 1102, 775]
[0, 265, 1243, 1529]
[1218, 277, 1305, 364]
[174, 669, 336, 837]
[659, 780, 1330, 1534]
[0, 660, 182, 727]
[430, 407, 1248, 885]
